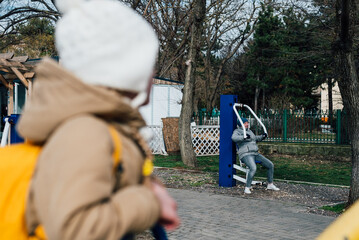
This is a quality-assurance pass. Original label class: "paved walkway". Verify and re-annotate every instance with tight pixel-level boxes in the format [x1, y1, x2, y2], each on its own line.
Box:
[166, 189, 335, 240]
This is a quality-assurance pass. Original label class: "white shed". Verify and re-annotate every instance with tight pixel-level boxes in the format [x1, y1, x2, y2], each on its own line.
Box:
[140, 78, 183, 126]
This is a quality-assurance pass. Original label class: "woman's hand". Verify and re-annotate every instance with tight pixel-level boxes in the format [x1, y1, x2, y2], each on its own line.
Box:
[151, 182, 180, 231]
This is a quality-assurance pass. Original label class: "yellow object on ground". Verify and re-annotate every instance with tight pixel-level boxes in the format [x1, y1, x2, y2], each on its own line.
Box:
[317, 200, 359, 240]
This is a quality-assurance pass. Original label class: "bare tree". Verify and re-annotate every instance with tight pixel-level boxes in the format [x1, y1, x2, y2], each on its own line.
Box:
[0, 0, 59, 33]
[0, 0, 151, 50]
[178, 0, 205, 167]
[144, 0, 263, 166]
[0, 0, 59, 51]
[143, 0, 192, 82]
[334, 0, 359, 206]
[200, 0, 261, 111]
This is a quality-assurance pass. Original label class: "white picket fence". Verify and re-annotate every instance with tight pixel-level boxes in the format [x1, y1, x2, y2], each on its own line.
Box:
[1, 123, 220, 155]
[147, 125, 167, 155]
[148, 125, 220, 156]
[191, 125, 220, 156]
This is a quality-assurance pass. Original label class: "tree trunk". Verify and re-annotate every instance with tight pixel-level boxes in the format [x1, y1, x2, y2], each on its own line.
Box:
[334, 0, 359, 206]
[193, 96, 199, 115]
[337, 50, 359, 206]
[204, 56, 212, 111]
[179, 0, 206, 167]
[262, 88, 265, 110]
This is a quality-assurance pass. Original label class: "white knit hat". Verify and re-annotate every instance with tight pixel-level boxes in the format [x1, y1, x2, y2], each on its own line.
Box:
[55, 0, 159, 107]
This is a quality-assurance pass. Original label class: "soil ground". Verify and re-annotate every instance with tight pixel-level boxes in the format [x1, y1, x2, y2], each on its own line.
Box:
[153, 167, 348, 217]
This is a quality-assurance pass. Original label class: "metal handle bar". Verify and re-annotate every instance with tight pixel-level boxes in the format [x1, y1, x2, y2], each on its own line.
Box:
[0, 118, 10, 147]
[233, 103, 267, 136]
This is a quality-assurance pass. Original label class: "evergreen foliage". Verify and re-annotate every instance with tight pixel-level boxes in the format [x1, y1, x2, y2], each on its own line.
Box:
[241, 5, 332, 110]
[5, 18, 57, 58]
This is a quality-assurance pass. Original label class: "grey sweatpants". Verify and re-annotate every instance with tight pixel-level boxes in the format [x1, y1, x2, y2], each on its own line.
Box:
[241, 154, 274, 187]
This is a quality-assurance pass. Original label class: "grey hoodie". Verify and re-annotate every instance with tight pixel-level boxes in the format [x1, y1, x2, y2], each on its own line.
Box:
[231, 127, 265, 160]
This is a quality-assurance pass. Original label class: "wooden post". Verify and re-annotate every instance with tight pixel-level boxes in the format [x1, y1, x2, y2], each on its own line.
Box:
[11, 67, 28, 89]
[27, 79, 32, 97]
[24, 72, 35, 97]
[0, 74, 8, 88]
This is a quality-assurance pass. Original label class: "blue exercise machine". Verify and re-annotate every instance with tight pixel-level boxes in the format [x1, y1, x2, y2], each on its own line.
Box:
[0, 114, 23, 146]
[219, 95, 268, 187]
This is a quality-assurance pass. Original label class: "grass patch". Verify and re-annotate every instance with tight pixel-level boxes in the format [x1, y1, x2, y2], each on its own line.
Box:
[154, 155, 219, 172]
[255, 155, 351, 186]
[320, 203, 346, 214]
[154, 154, 351, 186]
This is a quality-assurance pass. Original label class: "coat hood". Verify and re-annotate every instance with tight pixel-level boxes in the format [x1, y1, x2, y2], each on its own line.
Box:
[17, 58, 146, 143]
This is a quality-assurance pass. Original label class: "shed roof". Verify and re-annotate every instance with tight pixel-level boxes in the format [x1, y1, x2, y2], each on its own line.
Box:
[153, 76, 183, 85]
[0, 52, 39, 115]
[0, 52, 38, 90]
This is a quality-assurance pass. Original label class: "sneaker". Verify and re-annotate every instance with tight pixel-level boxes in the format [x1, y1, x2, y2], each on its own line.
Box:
[244, 187, 251, 194]
[266, 183, 280, 191]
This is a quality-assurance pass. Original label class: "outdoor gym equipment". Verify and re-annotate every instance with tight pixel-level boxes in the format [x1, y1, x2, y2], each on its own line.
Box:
[233, 103, 267, 137]
[0, 114, 23, 147]
[0, 118, 10, 147]
[232, 103, 267, 185]
[219, 95, 267, 187]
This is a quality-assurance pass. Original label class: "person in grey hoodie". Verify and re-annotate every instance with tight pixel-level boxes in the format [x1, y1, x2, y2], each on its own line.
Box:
[231, 117, 280, 194]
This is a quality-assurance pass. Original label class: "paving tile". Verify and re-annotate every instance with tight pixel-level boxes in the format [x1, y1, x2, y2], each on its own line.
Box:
[167, 189, 334, 240]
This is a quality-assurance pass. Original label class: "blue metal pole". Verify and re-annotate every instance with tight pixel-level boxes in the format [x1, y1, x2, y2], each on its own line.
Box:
[8, 114, 24, 144]
[219, 95, 238, 187]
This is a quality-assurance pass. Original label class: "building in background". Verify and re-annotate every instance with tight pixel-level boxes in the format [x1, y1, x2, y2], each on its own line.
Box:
[318, 81, 343, 111]
[0, 54, 38, 139]
[140, 77, 183, 126]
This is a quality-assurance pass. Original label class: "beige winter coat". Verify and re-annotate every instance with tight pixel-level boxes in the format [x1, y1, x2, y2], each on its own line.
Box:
[17, 58, 160, 240]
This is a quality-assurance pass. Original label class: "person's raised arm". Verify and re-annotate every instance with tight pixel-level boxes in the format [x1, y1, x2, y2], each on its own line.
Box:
[255, 132, 267, 142]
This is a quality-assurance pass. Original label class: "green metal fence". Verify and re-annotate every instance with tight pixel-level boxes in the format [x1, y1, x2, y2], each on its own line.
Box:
[192, 109, 350, 145]
[193, 109, 220, 125]
[240, 109, 350, 145]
